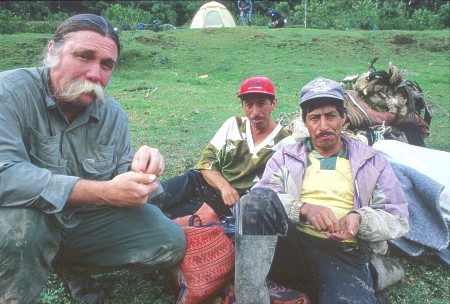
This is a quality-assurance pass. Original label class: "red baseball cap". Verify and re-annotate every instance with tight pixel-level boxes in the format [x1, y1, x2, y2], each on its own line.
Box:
[237, 76, 275, 98]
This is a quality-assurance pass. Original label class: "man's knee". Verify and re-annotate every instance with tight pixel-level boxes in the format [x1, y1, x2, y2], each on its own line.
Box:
[0, 208, 59, 259]
[128, 206, 186, 270]
[154, 220, 186, 267]
[237, 188, 285, 235]
[0, 208, 59, 302]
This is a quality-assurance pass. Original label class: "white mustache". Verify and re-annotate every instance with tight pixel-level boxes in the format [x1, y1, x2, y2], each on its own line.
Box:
[59, 79, 106, 104]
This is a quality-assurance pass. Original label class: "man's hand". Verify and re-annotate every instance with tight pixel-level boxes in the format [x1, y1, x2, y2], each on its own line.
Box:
[300, 203, 340, 234]
[104, 171, 159, 207]
[68, 171, 159, 207]
[131, 145, 164, 176]
[219, 184, 240, 206]
[326, 212, 361, 241]
[200, 169, 240, 206]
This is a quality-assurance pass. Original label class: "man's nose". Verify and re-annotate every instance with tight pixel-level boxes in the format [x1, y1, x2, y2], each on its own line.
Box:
[85, 64, 101, 83]
[318, 116, 329, 130]
[251, 105, 261, 116]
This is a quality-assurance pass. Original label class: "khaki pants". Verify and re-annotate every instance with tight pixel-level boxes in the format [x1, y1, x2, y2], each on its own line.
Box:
[0, 205, 186, 303]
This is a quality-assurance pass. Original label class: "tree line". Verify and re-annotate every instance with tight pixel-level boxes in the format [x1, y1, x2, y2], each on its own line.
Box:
[0, 0, 448, 34]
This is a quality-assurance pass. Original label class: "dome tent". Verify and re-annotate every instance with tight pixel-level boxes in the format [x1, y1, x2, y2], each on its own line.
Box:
[190, 1, 236, 29]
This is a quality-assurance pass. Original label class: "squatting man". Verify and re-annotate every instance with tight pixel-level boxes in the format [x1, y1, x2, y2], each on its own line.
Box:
[234, 77, 409, 303]
[0, 14, 186, 303]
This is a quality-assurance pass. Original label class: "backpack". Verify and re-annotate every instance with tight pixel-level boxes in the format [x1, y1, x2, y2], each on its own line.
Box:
[342, 61, 433, 146]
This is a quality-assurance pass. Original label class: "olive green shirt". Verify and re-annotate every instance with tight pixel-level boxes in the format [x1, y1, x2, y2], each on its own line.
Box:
[0, 67, 133, 225]
[195, 116, 295, 195]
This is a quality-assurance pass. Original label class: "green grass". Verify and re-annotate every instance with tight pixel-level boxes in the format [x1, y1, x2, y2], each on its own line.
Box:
[0, 27, 449, 303]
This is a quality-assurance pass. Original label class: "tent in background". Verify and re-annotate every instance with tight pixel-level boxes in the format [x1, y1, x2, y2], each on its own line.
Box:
[190, 1, 236, 29]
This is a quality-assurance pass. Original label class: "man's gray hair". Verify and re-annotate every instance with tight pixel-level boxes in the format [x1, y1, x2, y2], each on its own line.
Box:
[43, 14, 120, 67]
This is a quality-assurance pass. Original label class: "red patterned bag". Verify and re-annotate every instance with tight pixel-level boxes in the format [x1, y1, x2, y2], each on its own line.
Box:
[170, 203, 235, 304]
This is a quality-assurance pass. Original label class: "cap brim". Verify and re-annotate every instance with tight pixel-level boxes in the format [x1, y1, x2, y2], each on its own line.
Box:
[238, 91, 275, 98]
[300, 95, 344, 108]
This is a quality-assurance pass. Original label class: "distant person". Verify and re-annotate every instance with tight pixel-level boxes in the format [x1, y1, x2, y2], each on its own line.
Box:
[266, 10, 287, 28]
[150, 76, 295, 218]
[0, 14, 186, 303]
[238, 0, 252, 26]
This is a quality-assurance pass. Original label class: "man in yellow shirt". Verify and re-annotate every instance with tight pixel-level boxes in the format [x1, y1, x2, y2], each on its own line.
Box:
[234, 77, 409, 303]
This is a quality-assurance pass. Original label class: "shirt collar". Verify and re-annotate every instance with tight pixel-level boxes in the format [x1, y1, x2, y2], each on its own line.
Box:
[301, 137, 349, 159]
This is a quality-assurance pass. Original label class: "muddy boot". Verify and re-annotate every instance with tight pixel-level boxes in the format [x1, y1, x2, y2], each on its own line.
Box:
[54, 264, 105, 303]
[234, 235, 277, 304]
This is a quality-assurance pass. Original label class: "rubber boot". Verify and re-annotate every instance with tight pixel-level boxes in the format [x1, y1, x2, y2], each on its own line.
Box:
[234, 235, 278, 304]
[53, 263, 105, 303]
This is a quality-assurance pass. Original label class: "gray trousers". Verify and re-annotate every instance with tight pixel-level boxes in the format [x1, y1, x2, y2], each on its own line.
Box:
[0, 204, 186, 303]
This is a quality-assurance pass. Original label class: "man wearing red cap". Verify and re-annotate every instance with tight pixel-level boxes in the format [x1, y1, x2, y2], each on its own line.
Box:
[150, 76, 295, 217]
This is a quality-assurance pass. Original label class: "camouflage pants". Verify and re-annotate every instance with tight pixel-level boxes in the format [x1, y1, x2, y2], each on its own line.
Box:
[240, 10, 252, 26]
[0, 205, 186, 303]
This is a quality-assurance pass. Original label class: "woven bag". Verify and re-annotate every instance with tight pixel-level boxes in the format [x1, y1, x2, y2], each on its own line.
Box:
[170, 203, 235, 304]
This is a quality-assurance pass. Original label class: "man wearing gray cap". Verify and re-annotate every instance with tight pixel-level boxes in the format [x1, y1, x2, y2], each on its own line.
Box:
[234, 77, 409, 303]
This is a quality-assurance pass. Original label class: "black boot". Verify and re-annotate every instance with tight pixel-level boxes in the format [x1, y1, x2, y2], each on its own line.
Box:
[54, 264, 105, 303]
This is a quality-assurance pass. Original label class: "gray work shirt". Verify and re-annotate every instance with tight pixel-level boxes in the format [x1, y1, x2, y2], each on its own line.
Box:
[0, 67, 133, 226]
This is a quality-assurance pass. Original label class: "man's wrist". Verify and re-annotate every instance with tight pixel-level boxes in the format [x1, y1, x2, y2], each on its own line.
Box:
[299, 201, 306, 215]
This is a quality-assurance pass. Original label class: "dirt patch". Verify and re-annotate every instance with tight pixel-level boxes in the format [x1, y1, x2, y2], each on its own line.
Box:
[391, 34, 415, 45]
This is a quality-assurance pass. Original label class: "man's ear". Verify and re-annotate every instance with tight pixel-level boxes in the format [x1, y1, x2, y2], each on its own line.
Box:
[272, 97, 278, 109]
[47, 40, 55, 52]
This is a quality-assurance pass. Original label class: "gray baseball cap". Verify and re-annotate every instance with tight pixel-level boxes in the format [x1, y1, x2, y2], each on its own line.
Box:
[300, 77, 344, 108]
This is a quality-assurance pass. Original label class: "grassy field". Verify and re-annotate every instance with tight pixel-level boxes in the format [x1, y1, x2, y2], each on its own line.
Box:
[0, 26, 449, 303]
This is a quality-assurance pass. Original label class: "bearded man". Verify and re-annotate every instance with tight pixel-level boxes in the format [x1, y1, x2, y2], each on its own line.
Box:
[0, 14, 186, 303]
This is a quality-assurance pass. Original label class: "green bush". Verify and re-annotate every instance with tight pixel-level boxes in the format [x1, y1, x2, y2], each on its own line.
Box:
[352, 0, 377, 30]
[23, 21, 60, 34]
[306, 0, 355, 30]
[428, 2, 449, 30]
[102, 4, 152, 32]
[377, 2, 410, 30]
[411, 8, 434, 30]
[0, 9, 21, 34]
[249, 13, 268, 27]
[290, 5, 305, 27]
[149, 2, 177, 25]
[275, 2, 292, 19]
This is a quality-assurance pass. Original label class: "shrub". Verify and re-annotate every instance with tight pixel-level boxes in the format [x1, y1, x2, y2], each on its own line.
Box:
[430, 2, 449, 29]
[411, 8, 434, 30]
[352, 0, 377, 30]
[102, 4, 151, 32]
[0, 9, 21, 34]
[275, 2, 292, 19]
[23, 21, 60, 34]
[307, 0, 354, 30]
[377, 2, 410, 30]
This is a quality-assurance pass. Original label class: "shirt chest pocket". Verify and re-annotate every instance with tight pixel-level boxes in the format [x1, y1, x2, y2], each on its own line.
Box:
[80, 141, 117, 181]
[28, 128, 67, 175]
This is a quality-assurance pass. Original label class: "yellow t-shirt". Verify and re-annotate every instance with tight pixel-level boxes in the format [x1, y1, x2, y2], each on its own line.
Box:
[299, 140, 356, 243]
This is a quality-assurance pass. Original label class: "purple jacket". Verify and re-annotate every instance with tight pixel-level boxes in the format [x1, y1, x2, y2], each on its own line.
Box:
[254, 135, 409, 254]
